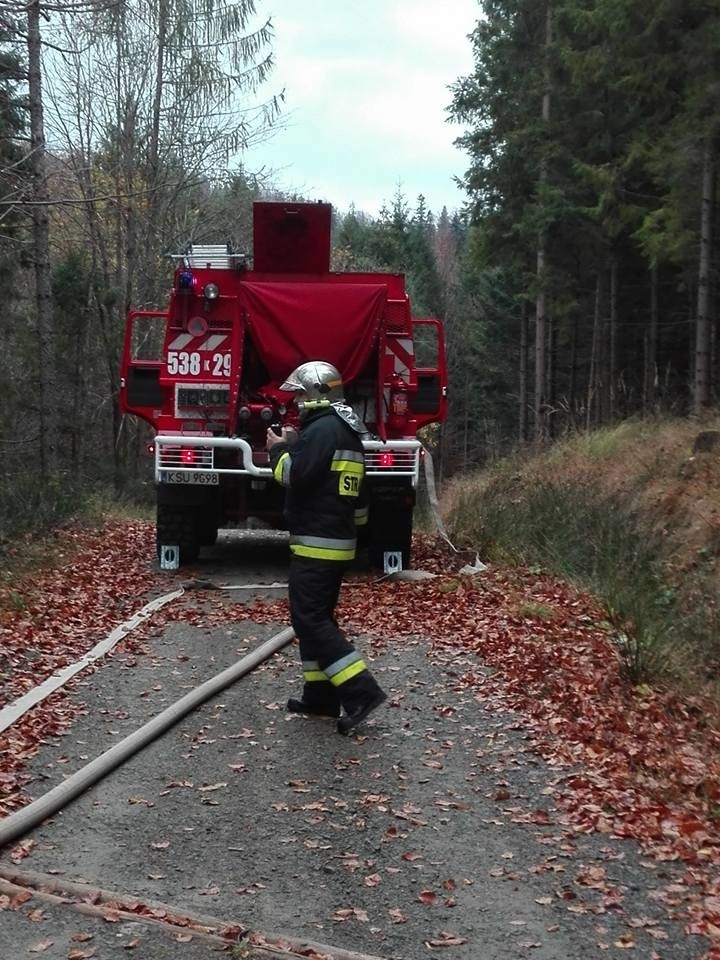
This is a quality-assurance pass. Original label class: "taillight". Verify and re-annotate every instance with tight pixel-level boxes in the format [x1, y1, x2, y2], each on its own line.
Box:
[379, 452, 395, 467]
[181, 448, 196, 464]
[146, 443, 155, 456]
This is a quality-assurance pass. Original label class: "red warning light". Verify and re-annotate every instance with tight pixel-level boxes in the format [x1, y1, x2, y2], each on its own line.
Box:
[379, 452, 395, 467]
[181, 448, 196, 464]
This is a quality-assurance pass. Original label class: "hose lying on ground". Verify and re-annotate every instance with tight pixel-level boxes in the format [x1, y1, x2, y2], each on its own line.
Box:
[0, 588, 185, 736]
[0, 626, 295, 848]
[0, 866, 397, 960]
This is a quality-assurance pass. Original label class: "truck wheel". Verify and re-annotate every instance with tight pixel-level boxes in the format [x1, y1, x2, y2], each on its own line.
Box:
[156, 505, 200, 565]
[367, 505, 413, 571]
[197, 514, 219, 547]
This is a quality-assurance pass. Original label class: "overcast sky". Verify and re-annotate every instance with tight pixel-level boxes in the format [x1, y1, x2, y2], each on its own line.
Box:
[245, 0, 479, 218]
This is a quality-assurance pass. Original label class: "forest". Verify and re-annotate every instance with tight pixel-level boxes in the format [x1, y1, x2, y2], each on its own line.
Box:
[0, 0, 719, 537]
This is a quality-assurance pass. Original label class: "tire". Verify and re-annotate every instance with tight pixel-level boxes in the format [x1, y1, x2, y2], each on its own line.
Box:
[156, 504, 200, 565]
[197, 517, 219, 546]
[367, 503, 413, 572]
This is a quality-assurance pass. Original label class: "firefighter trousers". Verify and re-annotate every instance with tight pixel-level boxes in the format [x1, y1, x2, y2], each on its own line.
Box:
[288, 555, 382, 713]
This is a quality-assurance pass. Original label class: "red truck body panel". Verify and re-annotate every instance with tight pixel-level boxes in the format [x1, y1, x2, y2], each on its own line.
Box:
[119, 201, 447, 569]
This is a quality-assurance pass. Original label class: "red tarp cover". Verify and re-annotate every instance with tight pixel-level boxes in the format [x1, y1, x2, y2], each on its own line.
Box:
[242, 281, 386, 384]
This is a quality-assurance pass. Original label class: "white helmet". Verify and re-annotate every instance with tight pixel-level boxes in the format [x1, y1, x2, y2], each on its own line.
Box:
[280, 361, 344, 407]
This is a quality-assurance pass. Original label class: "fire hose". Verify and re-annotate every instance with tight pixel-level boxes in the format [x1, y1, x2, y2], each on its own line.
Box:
[0, 452, 453, 849]
[0, 625, 295, 848]
[0, 588, 186, 736]
[421, 444, 457, 552]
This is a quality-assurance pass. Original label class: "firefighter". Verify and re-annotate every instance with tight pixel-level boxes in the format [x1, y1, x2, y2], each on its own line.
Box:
[266, 360, 386, 735]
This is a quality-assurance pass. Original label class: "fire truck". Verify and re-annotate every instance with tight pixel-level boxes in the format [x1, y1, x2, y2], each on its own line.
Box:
[119, 201, 447, 569]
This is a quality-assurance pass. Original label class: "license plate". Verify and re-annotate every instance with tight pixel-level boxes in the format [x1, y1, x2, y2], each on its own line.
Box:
[159, 470, 219, 485]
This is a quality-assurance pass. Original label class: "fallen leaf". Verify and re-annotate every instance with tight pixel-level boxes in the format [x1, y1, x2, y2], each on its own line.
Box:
[419, 891, 438, 905]
[424, 931, 468, 947]
[10, 839, 35, 863]
[333, 907, 369, 923]
[614, 935, 636, 949]
[29, 940, 53, 953]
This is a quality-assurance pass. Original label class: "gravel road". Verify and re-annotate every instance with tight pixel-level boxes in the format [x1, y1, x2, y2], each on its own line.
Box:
[0, 532, 707, 959]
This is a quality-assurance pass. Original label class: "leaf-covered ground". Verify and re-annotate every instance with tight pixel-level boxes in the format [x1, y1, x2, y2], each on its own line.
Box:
[2, 522, 720, 957]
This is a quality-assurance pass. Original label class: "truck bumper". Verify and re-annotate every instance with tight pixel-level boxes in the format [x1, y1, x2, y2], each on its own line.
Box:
[153, 435, 422, 487]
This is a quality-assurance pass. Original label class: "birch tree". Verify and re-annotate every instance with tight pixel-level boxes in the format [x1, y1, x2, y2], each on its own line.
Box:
[37, 0, 280, 485]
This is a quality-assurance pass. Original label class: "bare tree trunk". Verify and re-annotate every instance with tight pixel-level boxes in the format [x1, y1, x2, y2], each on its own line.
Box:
[27, 1, 56, 479]
[70, 306, 88, 472]
[534, 1, 552, 444]
[519, 302, 528, 443]
[608, 255, 618, 420]
[597, 267, 608, 423]
[143, 0, 168, 306]
[547, 314, 555, 437]
[116, 6, 139, 489]
[712, 258, 718, 402]
[644, 264, 658, 413]
[463, 370, 470, 470]
[586, 273, 600, 431]
[535, 252, 547, 442]
[568, 311, 577, 428]
[694, 139, 715, 413]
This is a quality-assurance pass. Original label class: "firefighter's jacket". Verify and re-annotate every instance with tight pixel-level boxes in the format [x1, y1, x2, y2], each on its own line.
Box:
[268, 404, 366, 562]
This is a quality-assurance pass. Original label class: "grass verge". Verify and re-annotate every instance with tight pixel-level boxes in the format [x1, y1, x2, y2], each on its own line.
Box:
[442, 417, 720, 690]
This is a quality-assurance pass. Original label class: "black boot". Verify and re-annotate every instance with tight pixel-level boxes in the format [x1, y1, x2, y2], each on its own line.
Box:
[337, 689, 387, 734]
[336, 671, 387, 735]
[287, 697, 341, 718]
[287, 676, 341, 718]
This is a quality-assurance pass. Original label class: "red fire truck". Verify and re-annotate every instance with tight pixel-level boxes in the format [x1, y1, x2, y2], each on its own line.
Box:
[119, 201, 447, 569]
